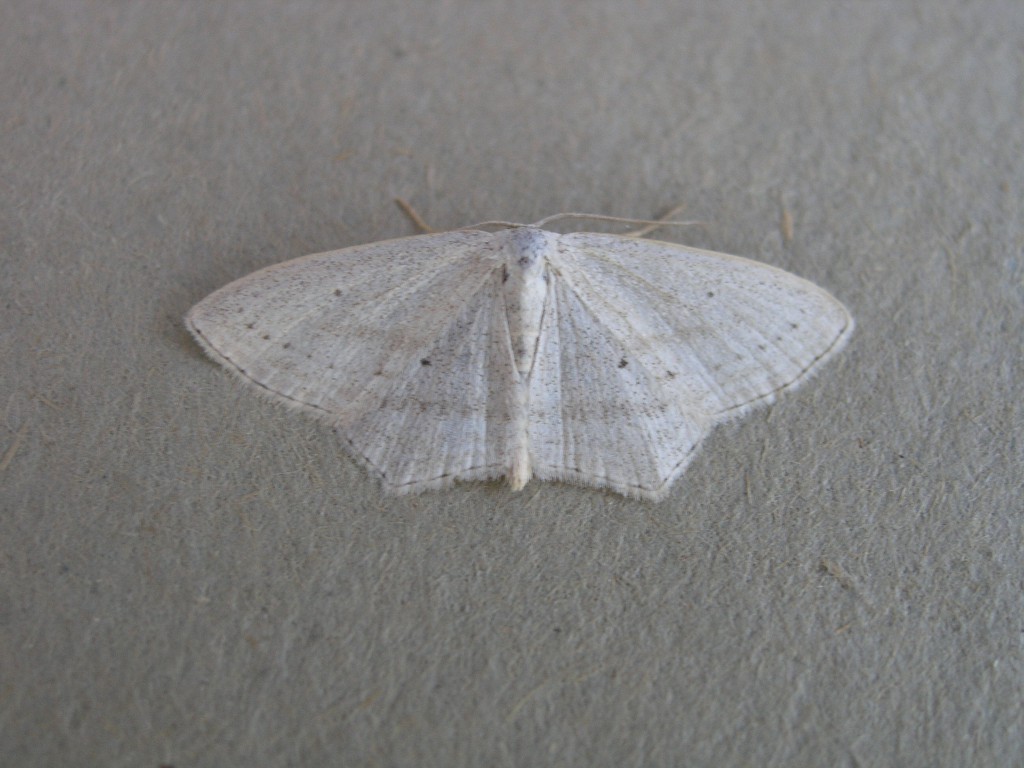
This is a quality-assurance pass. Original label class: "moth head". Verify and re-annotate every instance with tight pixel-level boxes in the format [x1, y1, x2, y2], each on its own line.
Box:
[497, 226, 552, 274]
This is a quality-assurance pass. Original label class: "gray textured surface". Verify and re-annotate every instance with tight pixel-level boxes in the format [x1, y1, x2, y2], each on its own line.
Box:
[1, 2, 1021, 766]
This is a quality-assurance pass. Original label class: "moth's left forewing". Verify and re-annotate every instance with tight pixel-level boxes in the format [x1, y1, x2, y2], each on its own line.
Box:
[554, 233, 854, 417]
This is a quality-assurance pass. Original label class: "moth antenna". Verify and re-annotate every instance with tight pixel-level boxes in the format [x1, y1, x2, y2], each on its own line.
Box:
[532, 205, 700, 236]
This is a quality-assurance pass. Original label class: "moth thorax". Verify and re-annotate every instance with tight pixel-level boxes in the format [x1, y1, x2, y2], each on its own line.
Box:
[502, 227, 552, 375]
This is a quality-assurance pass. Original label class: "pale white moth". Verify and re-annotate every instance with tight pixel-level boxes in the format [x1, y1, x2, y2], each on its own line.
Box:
[186, 212, 852, 500]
